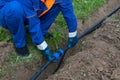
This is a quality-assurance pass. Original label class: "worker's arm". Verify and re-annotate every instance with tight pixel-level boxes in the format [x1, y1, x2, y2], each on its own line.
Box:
[31, 0, 40, 11]
[27, 15, 52, 60]
[58, 0, 78, 48]
[20, 0, 59, 61]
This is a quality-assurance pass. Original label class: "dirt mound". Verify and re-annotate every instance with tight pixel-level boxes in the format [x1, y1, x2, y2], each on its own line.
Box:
[0, 42, 13, 65]
[47, 13, 120, 80]
[46, 1, 120, 80]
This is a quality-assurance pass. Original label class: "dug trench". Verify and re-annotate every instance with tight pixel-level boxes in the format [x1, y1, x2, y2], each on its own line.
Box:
[0, 0, 120, 80]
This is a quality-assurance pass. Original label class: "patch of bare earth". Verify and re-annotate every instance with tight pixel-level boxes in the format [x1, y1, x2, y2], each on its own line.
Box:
[0, 42, 13, 65]
[47, 19, 120, 79]
[47, 0, 120, 80]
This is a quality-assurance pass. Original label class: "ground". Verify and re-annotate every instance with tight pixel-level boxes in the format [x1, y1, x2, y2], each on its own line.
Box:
[47, 14, 120, 80]
[0, 0, 120, 80]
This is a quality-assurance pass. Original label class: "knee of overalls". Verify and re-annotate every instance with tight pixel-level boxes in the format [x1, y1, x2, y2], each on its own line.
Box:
[0, 1, 7, 27]
[0, 1, 25, 35]
[4, 1, 24, 19]
[0, 1, 24, 27]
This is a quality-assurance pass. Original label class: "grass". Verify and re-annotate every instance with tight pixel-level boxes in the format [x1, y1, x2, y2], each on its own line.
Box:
[73, 0, 106, 19]
[0, 0, 106, 79]
[0, 69, 5, 78]
[0, 27, 11, 42]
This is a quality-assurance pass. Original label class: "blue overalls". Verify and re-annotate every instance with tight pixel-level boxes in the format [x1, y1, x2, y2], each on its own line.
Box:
[0, 0, 77, 48]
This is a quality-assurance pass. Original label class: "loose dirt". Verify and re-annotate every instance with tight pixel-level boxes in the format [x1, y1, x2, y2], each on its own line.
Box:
[47, 15, 120, 80]
[0, 42, 13, 65]
[0, 0, 120, 80]
[47, 0, 120, 80]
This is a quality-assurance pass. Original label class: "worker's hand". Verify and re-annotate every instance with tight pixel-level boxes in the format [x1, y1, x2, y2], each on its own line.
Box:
[37, 41, 63, 62]
[52, 49, 64, 62]
[41, 47, 53, 61]
[67, 31, 78, 48]
[41, 47, 64, 62]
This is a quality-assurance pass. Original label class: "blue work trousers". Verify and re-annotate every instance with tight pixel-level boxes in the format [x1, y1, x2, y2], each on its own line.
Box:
[0, 0, 77, 48]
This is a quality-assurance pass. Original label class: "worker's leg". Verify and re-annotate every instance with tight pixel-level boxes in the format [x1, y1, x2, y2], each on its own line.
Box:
[55, 0, 78, 48]
[0, 1, 7, 28]
[1, 1, 29, 56]
[40, 4, 60, 35]
[3, 1, 26, 48]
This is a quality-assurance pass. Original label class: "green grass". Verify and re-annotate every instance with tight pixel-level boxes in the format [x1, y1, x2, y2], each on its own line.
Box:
[73, 0, 106, 19]
[0, 69, 5, 78]
[0, 27, 11, 42]
[0, 0, 106, 79]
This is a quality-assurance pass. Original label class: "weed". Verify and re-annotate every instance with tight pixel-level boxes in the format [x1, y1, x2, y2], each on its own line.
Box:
[0, 69, 5, 78]
[82, 40, 88, 45]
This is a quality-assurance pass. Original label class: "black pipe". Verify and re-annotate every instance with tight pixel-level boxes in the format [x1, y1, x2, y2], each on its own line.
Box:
[31, 52, 63, 80]
[52, 46, 68, 74]
[31, 60, 52, 80]
[53, 6, 120, 73]
[31, 6, 120, 80]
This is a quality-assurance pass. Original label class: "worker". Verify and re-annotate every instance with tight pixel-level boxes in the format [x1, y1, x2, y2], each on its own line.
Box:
[0, 0, 78, 62]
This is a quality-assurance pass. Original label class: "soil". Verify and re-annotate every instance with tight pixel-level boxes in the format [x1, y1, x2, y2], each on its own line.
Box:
[0, 42, 13, 65]
[0, 0, 120, 80]
[47, 18, 120, 80]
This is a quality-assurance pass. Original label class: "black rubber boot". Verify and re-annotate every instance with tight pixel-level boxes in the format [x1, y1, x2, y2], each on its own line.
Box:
[15, 45, 29, 56]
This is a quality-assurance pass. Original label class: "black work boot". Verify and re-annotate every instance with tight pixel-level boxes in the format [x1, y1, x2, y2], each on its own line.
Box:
[43, 33, 53, 39]
[15, 45, 29, 56]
